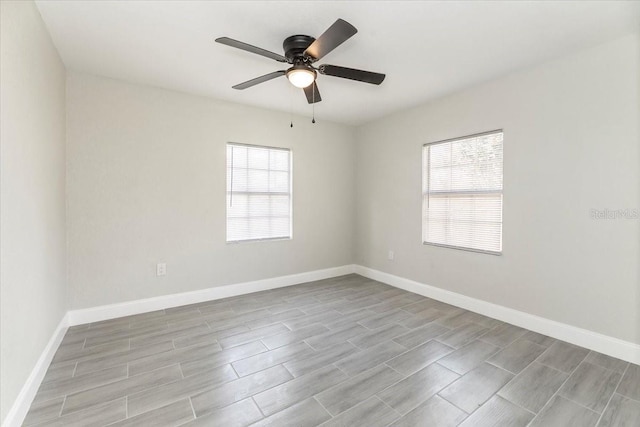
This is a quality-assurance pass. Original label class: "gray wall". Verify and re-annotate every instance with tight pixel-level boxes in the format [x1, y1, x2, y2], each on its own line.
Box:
[66, 73, 356, 309]
[0, 1, 68, 421]
[355, 34, 640, 345]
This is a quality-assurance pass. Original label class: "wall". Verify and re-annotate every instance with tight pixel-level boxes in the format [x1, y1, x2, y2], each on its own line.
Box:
[355, 34, 640, 345]
[0, 1, 67, 422]
[2, 12, 637, 421]
[66, 73, 356, 309]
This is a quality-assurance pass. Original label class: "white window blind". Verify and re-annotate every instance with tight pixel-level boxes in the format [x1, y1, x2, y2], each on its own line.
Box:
[422, 130, 503, 254]
[226, 143, 292, 243]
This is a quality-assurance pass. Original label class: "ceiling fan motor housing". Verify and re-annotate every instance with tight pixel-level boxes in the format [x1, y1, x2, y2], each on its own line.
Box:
[283, 35, 316, 63]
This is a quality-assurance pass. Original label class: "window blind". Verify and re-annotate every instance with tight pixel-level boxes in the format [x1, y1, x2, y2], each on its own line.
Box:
[227, 143, 292, 242]
[422, 131, 503, 254]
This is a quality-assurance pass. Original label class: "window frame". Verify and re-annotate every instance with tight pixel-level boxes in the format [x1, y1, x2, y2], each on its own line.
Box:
[226, 142, 293, 244]
[422, 129, 504, 255]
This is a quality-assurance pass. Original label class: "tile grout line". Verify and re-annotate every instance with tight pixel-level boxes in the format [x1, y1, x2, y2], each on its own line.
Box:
[194, 362, 302, 417]
[383, 363, 406, 378]
[228, 362, 241, 379]
[615, 392, 640, 404]
[523, 358, 591, 427]
[495, 337, 586, 417]
[435, 392, 472, 416]
[535, 357, 581, 375]
[379, 396, 404, 422]
[485, 359, 520, 376]
[313, 395, 335, 418]
[583, 352, 630, 375]
[476, 337, 584, 425]
[332, 362, 349, 377]
[560, 395, 605, 415]
[251, 396, 267, 418]
[178, 363, 186, 378]
[477, 329, 528, 348]
[530, 359, 569, 375]
[188, 396, 197, 419]
[434, 361, 464, 377]
[376, 361, 460, 416]
[489, 352, 569, 378]
[314, 401, 341, 426]
[497, 393, 538, 416]
[594, 362, 630, 426]
[58, 395, 67, 417]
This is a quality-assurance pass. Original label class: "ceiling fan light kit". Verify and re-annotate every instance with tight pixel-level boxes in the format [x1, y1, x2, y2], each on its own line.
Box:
[215, 18, 385, 105]
[286, 65, 316, 88]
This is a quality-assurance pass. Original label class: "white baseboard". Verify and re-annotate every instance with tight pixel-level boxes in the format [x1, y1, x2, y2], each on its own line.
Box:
[2, 313, 69, 427]
[354, 265, 640, 365]
[67, 265, 356, 326]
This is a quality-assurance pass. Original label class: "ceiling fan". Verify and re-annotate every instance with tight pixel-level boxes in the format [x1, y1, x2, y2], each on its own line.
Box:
[215, 19, 385, 104]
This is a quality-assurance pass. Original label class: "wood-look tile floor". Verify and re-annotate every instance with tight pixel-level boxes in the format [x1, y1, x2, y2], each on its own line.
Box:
[24, 274, 640, 426]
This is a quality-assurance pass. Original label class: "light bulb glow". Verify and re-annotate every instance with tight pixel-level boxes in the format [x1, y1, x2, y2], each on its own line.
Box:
[287, 68, 315, 88]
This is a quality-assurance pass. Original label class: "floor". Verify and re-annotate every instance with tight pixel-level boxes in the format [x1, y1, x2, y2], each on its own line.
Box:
[24, 274, 640, 427]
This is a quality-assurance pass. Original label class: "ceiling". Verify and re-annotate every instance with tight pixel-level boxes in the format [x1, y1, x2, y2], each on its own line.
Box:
[35, 1, 639, 125]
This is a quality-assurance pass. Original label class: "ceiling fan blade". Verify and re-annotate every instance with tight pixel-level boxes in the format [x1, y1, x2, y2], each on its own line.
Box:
[232, 70, 286, 90]
[318, 64, 385, 85]
[303, 82, 322, 104]
[216, 37, 288, 63]
[304, 19, 357, 60]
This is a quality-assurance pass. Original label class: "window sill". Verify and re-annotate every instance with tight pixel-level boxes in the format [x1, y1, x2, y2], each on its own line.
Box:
[423, 241, 502, 256]
[227, 236, 292, 244]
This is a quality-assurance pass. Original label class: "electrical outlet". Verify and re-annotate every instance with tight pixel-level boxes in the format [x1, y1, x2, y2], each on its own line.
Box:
[156, 263, 166, 276]
[388, 250, 394, 260]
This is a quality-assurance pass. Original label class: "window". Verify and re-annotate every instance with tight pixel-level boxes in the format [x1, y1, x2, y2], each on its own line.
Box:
[422, 130, 503, 254]
[226, 143, 292, 242]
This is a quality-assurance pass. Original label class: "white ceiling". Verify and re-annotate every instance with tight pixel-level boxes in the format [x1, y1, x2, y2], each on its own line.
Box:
[35, 1, 639, 125]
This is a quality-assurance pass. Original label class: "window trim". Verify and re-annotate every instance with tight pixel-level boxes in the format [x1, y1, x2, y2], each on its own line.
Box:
[226, 142, 293, 244]
[422, 129, 504, 256]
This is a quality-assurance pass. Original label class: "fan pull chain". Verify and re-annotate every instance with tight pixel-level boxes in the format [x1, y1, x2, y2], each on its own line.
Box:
[312, 81, 316, 124]
[289, 83, 294, 128]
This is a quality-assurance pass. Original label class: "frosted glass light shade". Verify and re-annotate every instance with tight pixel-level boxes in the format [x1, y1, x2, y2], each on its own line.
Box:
[287, 68, 315, 88]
